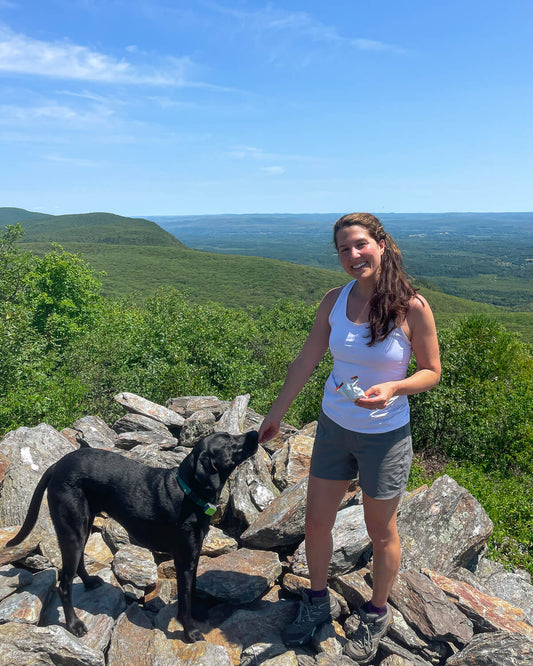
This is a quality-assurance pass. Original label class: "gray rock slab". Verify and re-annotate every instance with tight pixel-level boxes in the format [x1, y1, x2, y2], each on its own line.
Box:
[424, 568, 533, 636]
[484, 569, 533, 625]
[112, 544, 158, 590]
[389, 569, 473, 646]
[0, 623, 105, 666]
[214, 394, 250, 435]
[0, 423, 75, 527]
[0, 564, 33, 601]
[122, 444, 186, 468]
[112, 413, 172, 435]
[166, 395, 228, 418]
[107, 603, 176, 666]
[228, 447, 279, 528]
[272, 434, 314, 490]
[71, 415, 118, 449]
[114, 392, 185, 428]
[0, 525, 41, 566]
[42, 568, 126, 652]
[0, 568, 56, 625]
[446, 631, 533, 665]
[241, 477, 308, 549]
[115, 430, 178, 450]
[202, 526, 238, 556]
[398, 475, 493, 575]
[179, 409, 216, 447]
[196, 548, 282, 604]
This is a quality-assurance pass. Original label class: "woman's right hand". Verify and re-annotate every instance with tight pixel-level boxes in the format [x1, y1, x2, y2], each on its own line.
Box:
[258, 413, 281, 443]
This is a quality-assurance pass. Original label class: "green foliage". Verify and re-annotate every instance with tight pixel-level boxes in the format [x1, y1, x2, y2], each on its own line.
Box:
[444, 462, 533, 575]
[26, 245, 104, 347]
[0, 224, 35, 304]
[410, 314, 533, 474]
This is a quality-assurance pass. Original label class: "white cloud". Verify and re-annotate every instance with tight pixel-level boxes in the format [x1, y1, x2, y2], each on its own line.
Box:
[225, 145, 312, 163]
[261, 166, 285, 175]
[44, 153, 100, 167]
[205, 2, 404, 54]
[0, 25, 203, 86]
[0, 102, 114, 124]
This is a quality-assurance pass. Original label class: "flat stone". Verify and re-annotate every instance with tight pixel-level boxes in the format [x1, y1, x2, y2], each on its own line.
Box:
[389, 569, 473, 646]
[114, 392, 185, 428]
[425, 569, 533, 636]
[0, 623, 105, 666]
[0, 568, 56, 625]
[446, 631, 533, 666]
[196, 548, 282, 604]
[71, 415, 118, 449]
[106, 603, 176, 666]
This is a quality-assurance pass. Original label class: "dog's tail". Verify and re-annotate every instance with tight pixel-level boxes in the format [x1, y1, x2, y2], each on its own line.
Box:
[5, 463, 56, 547]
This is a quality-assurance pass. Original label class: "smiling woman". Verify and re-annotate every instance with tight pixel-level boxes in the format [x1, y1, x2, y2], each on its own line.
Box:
[258, 212, 441, 659]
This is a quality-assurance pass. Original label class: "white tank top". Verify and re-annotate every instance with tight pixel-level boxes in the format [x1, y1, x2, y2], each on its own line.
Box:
[321, 280, 412, 434]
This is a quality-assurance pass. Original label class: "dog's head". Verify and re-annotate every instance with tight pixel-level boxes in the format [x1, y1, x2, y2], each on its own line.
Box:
[181, 430, 259, 495]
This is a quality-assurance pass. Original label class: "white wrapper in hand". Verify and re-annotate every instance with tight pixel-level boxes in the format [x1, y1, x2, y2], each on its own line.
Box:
[335, 376, 366, 402]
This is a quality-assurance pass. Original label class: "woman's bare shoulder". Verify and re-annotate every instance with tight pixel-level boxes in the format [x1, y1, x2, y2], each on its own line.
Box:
[409, 292, 431, 312]
[314, 285, 345, 322]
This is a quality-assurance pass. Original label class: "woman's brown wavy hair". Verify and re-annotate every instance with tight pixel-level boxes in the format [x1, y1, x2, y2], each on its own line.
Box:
[333, 212, 417, 346]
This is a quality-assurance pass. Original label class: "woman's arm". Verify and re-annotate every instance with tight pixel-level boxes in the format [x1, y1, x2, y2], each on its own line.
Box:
[258, 289, 340, 442]
[357, 294, 441, 410]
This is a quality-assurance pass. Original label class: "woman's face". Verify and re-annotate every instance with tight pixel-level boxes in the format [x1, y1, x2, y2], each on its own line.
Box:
[335, 224, 385, 283]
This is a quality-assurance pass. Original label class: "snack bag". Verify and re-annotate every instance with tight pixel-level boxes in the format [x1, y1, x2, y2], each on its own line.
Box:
[335, 375, 366, 402]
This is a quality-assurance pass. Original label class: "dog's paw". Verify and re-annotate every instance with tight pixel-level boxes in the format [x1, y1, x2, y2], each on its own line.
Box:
[184, 627, 204, 643]
[68, 618, 88, 638]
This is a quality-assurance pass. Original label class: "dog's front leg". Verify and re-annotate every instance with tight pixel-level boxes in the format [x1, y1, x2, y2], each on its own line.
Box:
[174, 548, 203, 642]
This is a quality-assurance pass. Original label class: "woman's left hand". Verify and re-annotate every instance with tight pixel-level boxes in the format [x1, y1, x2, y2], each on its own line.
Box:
[355, 382, 397, 410]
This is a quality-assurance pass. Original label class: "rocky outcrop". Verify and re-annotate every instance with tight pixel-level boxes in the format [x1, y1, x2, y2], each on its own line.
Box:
[0, 392, 532, 665]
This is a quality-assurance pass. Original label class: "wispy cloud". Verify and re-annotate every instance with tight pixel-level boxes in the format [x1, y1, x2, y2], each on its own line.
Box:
[0, 25, 222, 86]
[0, 102, 114, 125]
[225, 145, 311, 162]
[205, 2, 405, 54]
[44, 153, 100, 167]
[261, 165, 285, 175]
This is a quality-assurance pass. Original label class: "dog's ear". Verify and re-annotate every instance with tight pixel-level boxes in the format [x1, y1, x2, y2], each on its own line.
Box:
[195, 450, 220, 491]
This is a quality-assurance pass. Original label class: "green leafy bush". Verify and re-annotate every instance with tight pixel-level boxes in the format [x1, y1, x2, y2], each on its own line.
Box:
[410, 314, 532, 475]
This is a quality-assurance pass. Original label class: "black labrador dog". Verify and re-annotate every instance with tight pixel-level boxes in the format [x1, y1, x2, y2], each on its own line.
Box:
[7, 429, 258, 641]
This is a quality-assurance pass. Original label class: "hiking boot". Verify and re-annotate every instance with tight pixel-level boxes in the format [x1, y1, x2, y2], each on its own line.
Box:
[282, 589, 340, 646]
[343, 603, 393, 664]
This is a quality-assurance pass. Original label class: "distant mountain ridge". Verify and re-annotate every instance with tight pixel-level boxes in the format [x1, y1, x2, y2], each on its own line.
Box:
[2, 208, 184, 248]
[0, 207, 53, 225]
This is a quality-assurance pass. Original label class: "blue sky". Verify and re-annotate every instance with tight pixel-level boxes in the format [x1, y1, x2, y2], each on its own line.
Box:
[1, 0, 532, 216]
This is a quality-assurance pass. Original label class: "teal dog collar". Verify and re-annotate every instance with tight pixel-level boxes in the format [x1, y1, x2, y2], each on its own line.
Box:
[176, 474, 217, 517]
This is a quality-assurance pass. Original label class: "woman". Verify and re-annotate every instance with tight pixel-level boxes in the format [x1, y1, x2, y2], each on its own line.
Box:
[258, 213, 441, 662]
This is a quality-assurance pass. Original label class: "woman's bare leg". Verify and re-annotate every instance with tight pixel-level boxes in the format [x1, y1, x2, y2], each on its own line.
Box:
[305, 475, 351, 589]
[362, 491, 402, 607]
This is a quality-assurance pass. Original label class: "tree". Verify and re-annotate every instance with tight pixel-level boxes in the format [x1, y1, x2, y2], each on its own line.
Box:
[26, 245, 104, 348]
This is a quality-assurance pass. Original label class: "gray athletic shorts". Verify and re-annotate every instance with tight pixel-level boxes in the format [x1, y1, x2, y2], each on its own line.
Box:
[309, 410, 413, 500]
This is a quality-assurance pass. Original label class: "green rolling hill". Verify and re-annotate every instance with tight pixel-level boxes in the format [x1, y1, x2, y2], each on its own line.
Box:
[8, 209, 184, 248]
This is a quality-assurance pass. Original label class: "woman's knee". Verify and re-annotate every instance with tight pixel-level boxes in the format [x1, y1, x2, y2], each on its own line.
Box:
[305, 510, 335, 537]
[365, 517, 399, 547]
